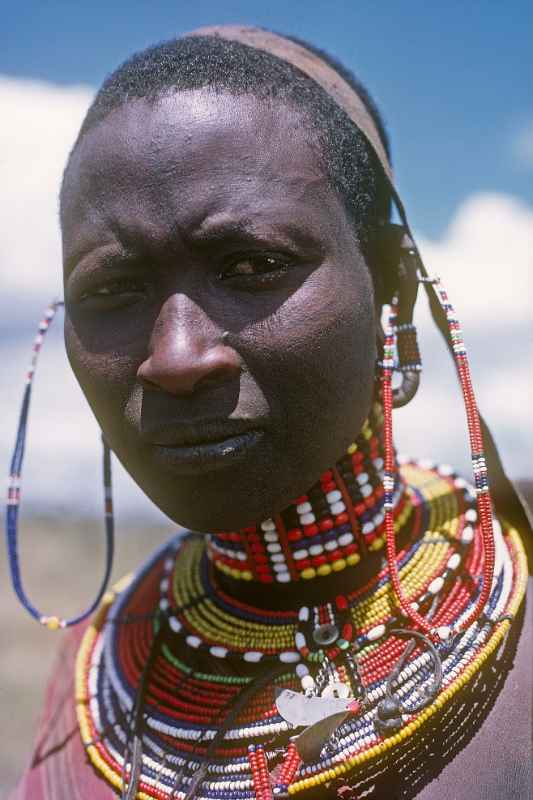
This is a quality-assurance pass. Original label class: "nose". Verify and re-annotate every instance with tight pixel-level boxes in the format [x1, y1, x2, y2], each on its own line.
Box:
[137, 298, 241, 396]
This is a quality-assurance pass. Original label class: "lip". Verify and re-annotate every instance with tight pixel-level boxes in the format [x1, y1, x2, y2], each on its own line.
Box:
[149, 429, 265, 474]
[141, 418, 267, 447]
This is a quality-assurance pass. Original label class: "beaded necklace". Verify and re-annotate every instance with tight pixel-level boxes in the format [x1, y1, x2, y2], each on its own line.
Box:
[75, 457, 528, 800]
[206, 409, 408, 585]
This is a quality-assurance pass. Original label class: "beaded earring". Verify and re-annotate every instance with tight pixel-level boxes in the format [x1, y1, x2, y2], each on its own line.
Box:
[5, 300, 115, 630]
[375, 227, 422, 409]
[387, 229, 422, 409]
[380, 263, 496, 640]
[392, 320, 421, 408]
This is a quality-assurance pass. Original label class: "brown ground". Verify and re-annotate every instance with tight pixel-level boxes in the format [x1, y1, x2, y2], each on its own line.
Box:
[0, 516, 172, 796]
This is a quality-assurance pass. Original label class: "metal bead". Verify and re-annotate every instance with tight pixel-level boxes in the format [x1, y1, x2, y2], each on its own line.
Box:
[375, 715, 403, 735]
[377, 696, 402, 720]
[312, 623, 339, 646]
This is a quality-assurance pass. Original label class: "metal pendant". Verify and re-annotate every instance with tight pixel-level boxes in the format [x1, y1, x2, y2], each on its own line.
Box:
[321, 681, 351, 699]
[312, 623, 339, 646]
[276, 688, 352, 727]
[275, 688, 362, 763]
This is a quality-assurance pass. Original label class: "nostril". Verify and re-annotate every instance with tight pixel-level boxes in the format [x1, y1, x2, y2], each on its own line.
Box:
[194, 366, 235, 393]
[138, 373, 164, 392]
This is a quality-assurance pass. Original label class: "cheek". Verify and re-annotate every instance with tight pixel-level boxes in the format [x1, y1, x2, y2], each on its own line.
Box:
[244, 266, 377, 439]
[64, 315, 140, 427]
[275, 268, 374, 376]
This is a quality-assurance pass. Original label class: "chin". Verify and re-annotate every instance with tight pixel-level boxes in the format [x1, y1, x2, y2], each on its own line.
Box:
[127, 452, 284, 533]
[137, 456, 319, 533]
[148, 488, 276, 533]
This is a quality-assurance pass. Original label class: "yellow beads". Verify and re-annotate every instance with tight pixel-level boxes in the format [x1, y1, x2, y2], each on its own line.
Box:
[332, 558, 347, 572]
[41, 615, 61, 631]
[301, 567, 316, 580]
[369, 536, 385, 551]
[215, 561, 253, 581]
[361, 420, 372, 440]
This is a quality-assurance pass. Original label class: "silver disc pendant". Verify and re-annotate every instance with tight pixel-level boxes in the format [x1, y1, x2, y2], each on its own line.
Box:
[312, 623, 339, 646]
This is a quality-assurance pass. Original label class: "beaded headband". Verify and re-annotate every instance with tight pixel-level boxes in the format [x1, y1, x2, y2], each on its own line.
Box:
[186, 25, 392, 183]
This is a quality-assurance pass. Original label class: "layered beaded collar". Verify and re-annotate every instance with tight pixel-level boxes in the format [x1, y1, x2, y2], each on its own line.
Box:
[75, 457, 528, 800]
[206, 405, 410, 587]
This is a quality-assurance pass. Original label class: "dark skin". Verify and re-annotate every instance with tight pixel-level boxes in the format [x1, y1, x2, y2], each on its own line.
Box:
[61, 90, 378, 534]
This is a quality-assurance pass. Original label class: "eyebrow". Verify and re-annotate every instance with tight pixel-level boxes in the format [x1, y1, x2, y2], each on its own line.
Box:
[188, 218, 253, 241]
[64, 246, 134, 279]
[65, 215, 326, 278]
[186, 217, 324, 253]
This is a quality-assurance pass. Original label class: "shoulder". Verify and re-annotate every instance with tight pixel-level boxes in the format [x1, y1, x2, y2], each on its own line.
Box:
[413, 575, 532, 800]
[332, 577, 532, 800]
[9, 537, 183, 800]
[7, 622, 112, 799]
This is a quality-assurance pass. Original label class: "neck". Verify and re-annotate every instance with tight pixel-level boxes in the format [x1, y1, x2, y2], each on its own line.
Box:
[207, 402, 412, 607]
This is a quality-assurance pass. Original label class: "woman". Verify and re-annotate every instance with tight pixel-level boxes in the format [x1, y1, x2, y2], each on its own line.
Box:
[8, 25, 532, 800]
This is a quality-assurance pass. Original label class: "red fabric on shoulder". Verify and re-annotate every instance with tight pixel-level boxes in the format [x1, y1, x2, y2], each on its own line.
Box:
[8, 622, 114, 800]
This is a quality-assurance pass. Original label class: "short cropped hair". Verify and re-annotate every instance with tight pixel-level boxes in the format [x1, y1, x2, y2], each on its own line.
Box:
[63, 32, 392, 263]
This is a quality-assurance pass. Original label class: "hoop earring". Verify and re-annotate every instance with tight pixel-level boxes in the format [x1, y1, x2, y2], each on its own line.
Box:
[5, 300, 115, 630]
[375, 321, 422, 407]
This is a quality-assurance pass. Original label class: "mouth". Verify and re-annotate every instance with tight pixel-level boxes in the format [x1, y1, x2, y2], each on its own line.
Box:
[142, 421, 266, 475]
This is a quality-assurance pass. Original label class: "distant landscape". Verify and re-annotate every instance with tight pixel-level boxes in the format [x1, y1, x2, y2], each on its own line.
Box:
[1, 483, 531, 796]
[0, 516, 172, 796]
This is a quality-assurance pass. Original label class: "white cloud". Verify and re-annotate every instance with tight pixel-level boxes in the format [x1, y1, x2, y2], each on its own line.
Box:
[395, 194, 533, 479]
[0, 76, 93, 310]
[416, 193, 533, 325]
[511, 118, 533, 169]
[0, 76, 531, 522]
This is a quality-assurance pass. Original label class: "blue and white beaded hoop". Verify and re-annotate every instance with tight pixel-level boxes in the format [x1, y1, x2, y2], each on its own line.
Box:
[5, 300, 115, 630]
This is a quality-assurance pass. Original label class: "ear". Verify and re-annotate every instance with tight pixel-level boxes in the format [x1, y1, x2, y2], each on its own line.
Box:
[373, 222, 404, 305]
[374, 222, 420, 325]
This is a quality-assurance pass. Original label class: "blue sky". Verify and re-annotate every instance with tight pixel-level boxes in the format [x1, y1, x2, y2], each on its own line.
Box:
[2, 0, 532, 237]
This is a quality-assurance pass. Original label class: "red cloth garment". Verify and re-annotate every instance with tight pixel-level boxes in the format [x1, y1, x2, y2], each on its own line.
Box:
[9, 623, 114, 800]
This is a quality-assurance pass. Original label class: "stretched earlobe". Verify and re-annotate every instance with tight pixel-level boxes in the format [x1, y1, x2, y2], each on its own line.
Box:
[375, 225, 422, 408]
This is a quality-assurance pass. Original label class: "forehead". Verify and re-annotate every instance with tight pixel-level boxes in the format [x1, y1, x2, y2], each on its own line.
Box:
[61, 90, 352, 264]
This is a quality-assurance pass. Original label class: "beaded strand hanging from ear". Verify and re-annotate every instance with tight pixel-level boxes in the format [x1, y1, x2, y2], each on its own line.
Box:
[380, 275, 496, 640]
[5, 299, 115, 630]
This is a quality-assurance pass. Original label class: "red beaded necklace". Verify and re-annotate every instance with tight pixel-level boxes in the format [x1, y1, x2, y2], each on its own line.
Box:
[207, 405, 411, 587]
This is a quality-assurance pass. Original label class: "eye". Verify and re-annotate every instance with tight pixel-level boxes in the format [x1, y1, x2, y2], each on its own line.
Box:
[78, 277, 148, 307]
[218, 253, 292, 284]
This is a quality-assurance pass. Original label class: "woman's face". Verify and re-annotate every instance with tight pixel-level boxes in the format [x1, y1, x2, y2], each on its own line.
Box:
[62, 90, 378, 531]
